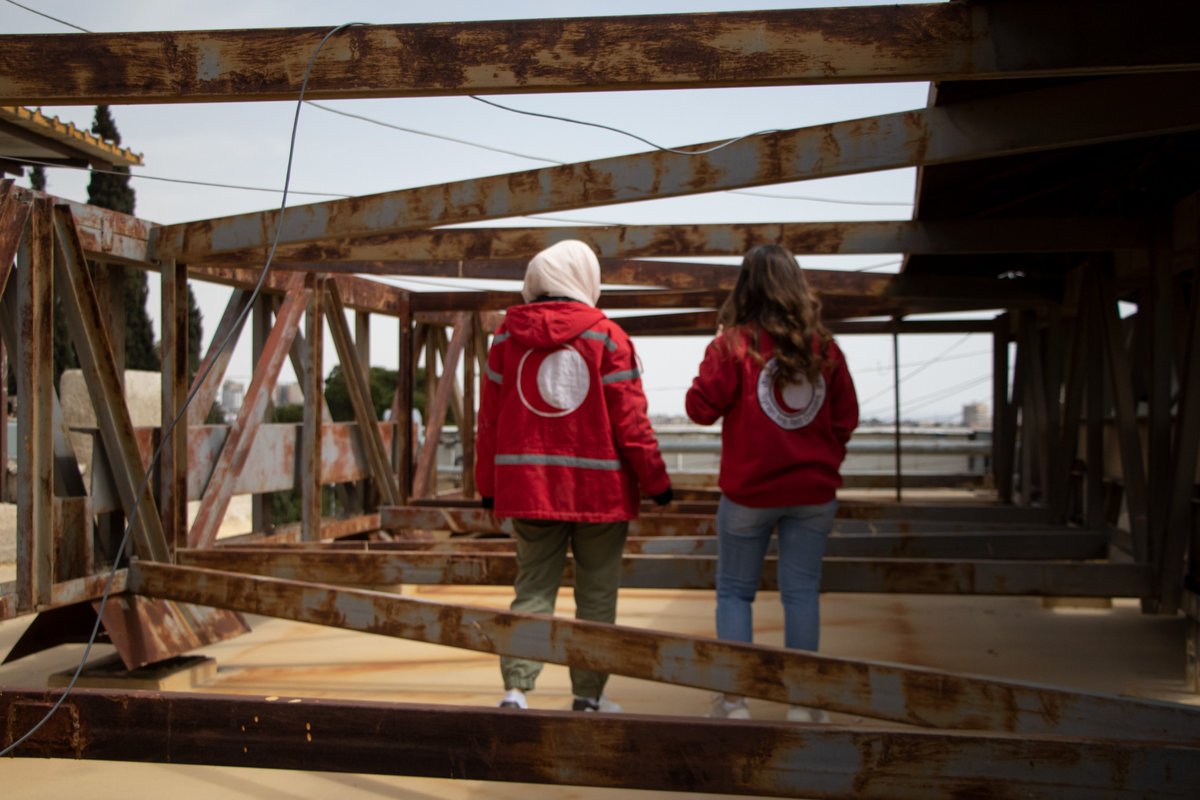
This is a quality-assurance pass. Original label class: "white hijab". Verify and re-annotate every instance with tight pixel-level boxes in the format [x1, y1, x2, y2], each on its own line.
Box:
[521, 240, 601, 307]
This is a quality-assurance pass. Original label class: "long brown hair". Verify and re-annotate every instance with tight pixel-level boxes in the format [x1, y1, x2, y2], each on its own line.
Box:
[717, 244, 832, 383]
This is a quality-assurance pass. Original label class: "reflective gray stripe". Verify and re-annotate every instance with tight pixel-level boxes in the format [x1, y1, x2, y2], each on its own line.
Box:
[492, 332, 510, 344]
[496, 453, 621, 470]
[602, 368, 641, 385]
[486, 365, 503, 384]
[579, 330, 617, 352]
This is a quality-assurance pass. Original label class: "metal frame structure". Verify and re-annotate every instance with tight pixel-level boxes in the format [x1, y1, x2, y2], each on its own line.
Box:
[2, 2, 1200, 796]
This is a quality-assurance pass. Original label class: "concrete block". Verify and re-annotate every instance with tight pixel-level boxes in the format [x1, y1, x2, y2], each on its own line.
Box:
[59, 369, 161, 480]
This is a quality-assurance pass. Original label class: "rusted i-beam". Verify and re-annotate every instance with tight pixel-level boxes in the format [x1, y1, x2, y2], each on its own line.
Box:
[173, 548, 1153, 597]
[216, 528, 1109, 560]
[3, 689, 1198, 799]
[51, 206, 171, 563]
[4, 2, 1200, 104]
[127, 561, 1200, 743]
[154, 73, 1200, 261]
[192, 216, 1149, 266]
[188, 275, 309, 549]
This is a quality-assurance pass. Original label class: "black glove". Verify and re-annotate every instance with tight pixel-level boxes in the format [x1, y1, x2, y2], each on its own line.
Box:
[651, 487, 674, 507]
[481, 496, 494, 510]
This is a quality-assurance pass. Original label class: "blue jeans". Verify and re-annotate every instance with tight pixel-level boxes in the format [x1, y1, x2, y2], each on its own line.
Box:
[715, 496, 837, 651]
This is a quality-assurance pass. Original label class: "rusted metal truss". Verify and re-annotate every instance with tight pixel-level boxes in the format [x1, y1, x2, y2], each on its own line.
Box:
[2, 2, 1198, 104]
[175, 548, 1153, 597]
[2, 688, 1197, 799]
[150, 73, 1200, 261]
[126, 561, 1200, 744]
[2, 2, 1200, 795]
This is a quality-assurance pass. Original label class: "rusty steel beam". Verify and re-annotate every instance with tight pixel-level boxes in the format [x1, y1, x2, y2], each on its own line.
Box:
[160, 259, 189, 551]
[90, 423, 397, 514]
[174, 549, 1152, 598]
[4, 689, 1199, 799]
[6, 2, 1200, 105]
[323, 280, 400, 505]
[62, 195, 154, 264]
[301, 275, 324, 542]
[215, 528, 1108, 560]
[381, 505, 716, 536]
[210, 216, 1146, 267]
[185, 266, 411, 317]
[380, 504, 1056, 535]
[188, 275, 309, 549]
[187, 288, 252, 425]
[215, 514, 382, 548]
[15, 198, 54, 609]
[0, 181, 30, 299]
[128, 561, 1200, 743]
[96, 595, 250, 671]
[51, 205, 171, 564]
[413, 314, 469, 498]
[154, 72, 1200, 261]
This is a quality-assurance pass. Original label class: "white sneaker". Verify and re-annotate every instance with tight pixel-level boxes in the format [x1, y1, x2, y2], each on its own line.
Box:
[786, 705, 830, 723]
[708, 695, 751, 720]
[573, 694, 622, 713]
[498, 689, 527, 709]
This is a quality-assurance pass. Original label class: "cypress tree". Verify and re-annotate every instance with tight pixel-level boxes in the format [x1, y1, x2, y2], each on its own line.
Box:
[87, 105, 159, 370]
[84, 106, 205, 378]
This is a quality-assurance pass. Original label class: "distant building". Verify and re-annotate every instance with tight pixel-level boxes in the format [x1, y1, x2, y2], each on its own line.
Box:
[221, 380, 245, 416]
[275, 383, 304, 406]
[962, 402, 991, 430]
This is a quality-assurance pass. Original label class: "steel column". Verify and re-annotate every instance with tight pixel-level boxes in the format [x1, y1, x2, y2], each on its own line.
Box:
[301, 275, 324, 541]
[15, 198, 53, 608]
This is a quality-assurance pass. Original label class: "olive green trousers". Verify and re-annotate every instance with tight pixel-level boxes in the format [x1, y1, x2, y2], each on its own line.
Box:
[500, 518, 629, 699]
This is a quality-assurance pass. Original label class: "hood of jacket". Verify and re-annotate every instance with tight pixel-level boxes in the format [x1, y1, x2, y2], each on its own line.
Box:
[504, 301, 606, 349]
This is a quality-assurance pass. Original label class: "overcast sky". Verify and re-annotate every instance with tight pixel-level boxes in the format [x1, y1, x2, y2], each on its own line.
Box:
[3, 0, 997, 423]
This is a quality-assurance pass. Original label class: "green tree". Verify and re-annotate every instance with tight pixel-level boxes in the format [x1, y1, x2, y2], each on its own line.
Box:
[83, 106, 204, 379]
[324, 365, 425, 422]
[28, 165, 46, 191]
[87, 106, 158, 370]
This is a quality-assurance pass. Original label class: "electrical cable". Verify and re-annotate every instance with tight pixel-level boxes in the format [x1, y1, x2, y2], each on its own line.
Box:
[852, 259, 903, 272]
[0, 19, 367, 759]
[860, 372, 992, 419]
[305, 101, 564, 165]
[4, 2, 912, 212]
[9, 155, 353, 198]
[469, 94, 783, 156]
[855, 333, 973, 408]
[313, 99, 915, 206]
[2, 0, 88, 31]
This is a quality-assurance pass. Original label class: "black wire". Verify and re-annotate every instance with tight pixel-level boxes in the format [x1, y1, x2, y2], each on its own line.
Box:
[2, 0, 89, 32]
[0, 20, 367, 759]
[469, 94, 783, 156]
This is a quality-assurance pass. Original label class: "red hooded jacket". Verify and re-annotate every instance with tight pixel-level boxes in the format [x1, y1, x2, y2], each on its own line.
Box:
[476, 301, 670, 522]
[686, 328, 858, 507]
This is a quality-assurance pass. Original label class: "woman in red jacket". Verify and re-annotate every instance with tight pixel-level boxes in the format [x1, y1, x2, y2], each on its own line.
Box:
[686, 244, 858, 722]
[476, 239, 672, 713]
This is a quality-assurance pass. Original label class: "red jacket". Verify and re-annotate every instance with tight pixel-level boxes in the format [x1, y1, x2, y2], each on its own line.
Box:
[476, 301, 670, 522]
[686, 329, 858, 507]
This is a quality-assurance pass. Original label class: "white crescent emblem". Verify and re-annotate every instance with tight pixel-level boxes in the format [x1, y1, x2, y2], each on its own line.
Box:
[757, 358, 825, 430]
[517, 345, 590, 418]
